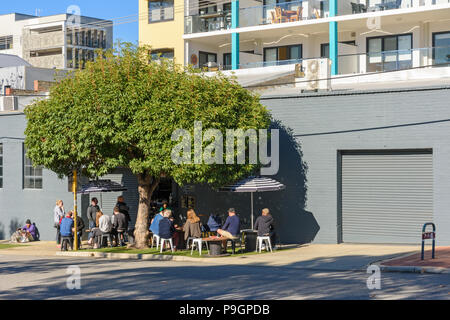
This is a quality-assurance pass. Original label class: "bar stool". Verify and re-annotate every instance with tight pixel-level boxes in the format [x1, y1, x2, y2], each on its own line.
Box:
[191, 238, 209, 256]
[100, 233, 113, 248]
[256, 236, 273, 253]
[160, 238, 174, 253]
[61, 236, 73, 251]
[151, 234, 160, 249]
[117, 230, 126, 246]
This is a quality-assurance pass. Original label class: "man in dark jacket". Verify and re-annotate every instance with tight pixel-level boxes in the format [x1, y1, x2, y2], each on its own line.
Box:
[116, 196, 131, 222]
[87, 198, 100, 240]
[112, 206, 129, 246]
[254, 208, 276, 248]
[159, 210, 176, 250]
[75, 216, 85, 249]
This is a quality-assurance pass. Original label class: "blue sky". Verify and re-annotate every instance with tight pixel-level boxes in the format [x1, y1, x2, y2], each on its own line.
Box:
[0, 0, 139, 44]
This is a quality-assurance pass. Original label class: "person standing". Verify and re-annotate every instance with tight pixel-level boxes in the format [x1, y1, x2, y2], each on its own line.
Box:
[53, 200, 65, 246]
[86, 198, 100, 241]
[116, 196, 131, 222]
[112, 206, 128, 246]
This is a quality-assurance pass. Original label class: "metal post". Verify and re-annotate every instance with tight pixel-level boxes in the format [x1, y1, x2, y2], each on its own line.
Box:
[251, 192, 254, 230]
[421, 222, 436, 260]
[73, 170, 78, 251]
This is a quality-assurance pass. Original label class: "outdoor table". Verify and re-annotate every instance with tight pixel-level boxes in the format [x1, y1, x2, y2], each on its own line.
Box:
[202, 236, 227, 256]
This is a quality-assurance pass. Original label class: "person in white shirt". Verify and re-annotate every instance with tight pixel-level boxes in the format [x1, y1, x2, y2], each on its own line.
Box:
[53, 200, 65, 245]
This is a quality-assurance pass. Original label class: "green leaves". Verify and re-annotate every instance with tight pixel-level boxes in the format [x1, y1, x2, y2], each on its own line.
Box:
[24, 43, 271, 186]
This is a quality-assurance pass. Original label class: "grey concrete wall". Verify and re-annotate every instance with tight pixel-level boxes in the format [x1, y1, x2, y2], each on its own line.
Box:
[0, 113, 85, 241]
[260, 87, 450, 245]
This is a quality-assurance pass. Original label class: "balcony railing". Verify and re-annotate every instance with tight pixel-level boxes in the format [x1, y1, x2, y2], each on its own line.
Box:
[185, 0, 329, 34]
[185, 0, 449, 34]
[337, 45, 450, 74]
[206, 46, 450, 75]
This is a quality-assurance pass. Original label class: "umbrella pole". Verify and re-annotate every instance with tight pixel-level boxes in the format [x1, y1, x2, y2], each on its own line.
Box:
[100, 193, 103, 209]
[251, 192, 254, 230]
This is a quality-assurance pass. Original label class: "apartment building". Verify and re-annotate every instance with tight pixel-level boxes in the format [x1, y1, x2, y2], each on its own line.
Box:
[139, 0, 450, 78]
[0, 13, 113, 69]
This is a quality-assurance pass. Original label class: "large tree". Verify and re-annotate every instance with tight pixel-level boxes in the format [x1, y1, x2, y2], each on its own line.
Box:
[24, 44, 271, 248]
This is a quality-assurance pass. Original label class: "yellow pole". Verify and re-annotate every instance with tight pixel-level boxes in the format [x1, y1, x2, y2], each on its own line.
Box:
[73, 170, 78, 251]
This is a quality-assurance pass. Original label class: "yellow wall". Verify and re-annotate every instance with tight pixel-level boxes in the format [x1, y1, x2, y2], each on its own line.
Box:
[139, 0, 185, 66]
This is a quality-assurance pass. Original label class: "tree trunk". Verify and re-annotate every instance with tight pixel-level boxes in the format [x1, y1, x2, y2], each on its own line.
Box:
[134, 172, 160, 249]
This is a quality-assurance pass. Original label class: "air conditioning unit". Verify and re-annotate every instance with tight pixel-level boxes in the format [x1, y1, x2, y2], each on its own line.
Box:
[304, 58, 331, 91]
[1, 96, 18, 111]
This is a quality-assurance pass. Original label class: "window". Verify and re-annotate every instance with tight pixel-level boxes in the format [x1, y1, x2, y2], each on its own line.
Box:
[433, 32, 450, 66]
[223, 53, 232, 70]
[151, 48, 174, 60]
[321, 41, 356, 58]
[367, 34, 412, 72]
[23, 146, 43, 189]
[199, 51, 217, 68]
[264, 44, 302, 66]
[149, 0, 174, 22]
[0, 144, 3, 188]
[0, 35, 13, 50]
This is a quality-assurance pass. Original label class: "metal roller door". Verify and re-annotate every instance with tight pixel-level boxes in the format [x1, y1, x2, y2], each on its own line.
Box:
[340, 150, 433, 244]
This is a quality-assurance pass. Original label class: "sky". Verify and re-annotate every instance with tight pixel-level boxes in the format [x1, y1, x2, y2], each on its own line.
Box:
[0, 0, 139, 44]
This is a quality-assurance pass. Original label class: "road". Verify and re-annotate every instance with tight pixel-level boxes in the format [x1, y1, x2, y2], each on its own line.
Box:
[0, 254, 449, 300]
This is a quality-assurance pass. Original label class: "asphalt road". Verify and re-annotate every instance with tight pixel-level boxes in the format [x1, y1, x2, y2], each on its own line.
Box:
[0, 254, 449, 300]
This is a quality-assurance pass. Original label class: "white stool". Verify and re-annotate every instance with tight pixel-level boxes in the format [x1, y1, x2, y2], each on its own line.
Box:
[191, 238, 209, 256]
[160, 238, 174, 253]
[256, 236, 273, 253]
[186, 237, 196, 249]
[151, 234, 160, 249]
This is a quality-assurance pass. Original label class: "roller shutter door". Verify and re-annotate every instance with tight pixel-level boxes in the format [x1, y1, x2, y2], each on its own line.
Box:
[341, 150, 433, 244]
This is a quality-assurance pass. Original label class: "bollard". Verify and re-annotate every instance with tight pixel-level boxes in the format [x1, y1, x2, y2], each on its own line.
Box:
[421, 223, 436, 260]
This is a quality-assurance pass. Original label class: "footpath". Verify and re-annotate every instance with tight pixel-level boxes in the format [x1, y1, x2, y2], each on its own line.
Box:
[3, 240, 446, 273]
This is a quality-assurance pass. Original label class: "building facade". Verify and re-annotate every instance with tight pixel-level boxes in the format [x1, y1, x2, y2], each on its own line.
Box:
[139, 0, 450, 76]
[0, 13, 113, 69]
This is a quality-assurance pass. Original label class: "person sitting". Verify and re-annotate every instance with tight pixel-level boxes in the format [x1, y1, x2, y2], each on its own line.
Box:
[10, 227, 34, 243]
[59, 211, 74, 250]
[254, 208, 276, 248]
[217, 208, 240, 252]
[97, 212, 113, 247]
[183, 209, 202, 245]
[207, 214, 222, 233]
[21, 219, 37, 241]
[159, 201, 171, 213]
[112, 206, 128, 246]
[159, 210, 176, 250]
[149, 208, 164, 237]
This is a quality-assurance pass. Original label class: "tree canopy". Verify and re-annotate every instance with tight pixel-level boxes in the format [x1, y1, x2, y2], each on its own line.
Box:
[24, 43, 272, 248]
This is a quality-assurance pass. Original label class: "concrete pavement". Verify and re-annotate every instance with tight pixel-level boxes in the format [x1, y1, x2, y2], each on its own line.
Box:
[0, 254, 449, 300]
[1, 240, 420, 271]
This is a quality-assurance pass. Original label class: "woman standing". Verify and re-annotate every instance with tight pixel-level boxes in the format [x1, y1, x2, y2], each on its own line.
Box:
[53, 200, 65, 246]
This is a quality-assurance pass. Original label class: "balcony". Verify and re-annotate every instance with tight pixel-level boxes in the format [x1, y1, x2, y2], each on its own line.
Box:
[185, 0, 330, 34]
[184, 0, 450, 35]
[203, 45, 450, 77]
